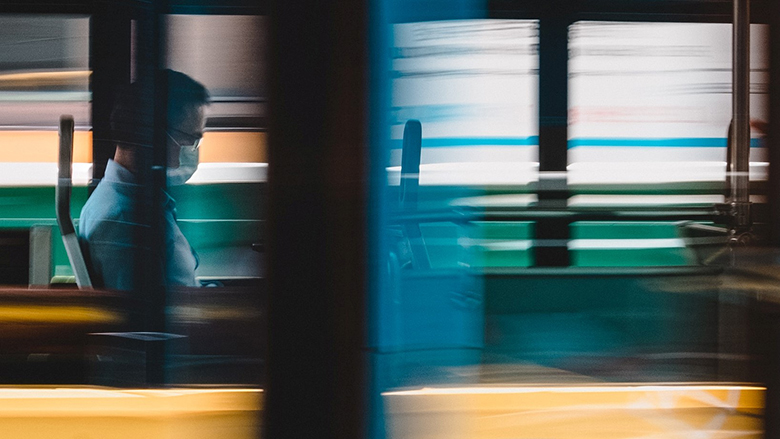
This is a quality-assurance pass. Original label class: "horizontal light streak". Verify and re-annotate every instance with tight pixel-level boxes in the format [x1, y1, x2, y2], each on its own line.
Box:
[466, 240, 533, 251]
[384, 384, 764, 396]
[569, 138, 764, 148]
[388, 162, 538, 186]
[386, 137, 764, 149]
[187, 163, 267, 184]
[388, 160, 769, 186]
[0, 305, 122, 324]
[568, 195, 724, 206]
[569, 238, 686, 250]
[0, 163, 268, 186]
[0, 387, 262, 399]
[0, 70, 89, 83]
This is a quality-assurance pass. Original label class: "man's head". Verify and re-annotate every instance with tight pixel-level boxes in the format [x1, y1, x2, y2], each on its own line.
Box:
[162, 70, 209, 168]
[111, 70, 209, 170]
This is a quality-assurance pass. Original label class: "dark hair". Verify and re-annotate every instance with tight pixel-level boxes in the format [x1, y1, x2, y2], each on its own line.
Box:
[110, 69, 209, 147]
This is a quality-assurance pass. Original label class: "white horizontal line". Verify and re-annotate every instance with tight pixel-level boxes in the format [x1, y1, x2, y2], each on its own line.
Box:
[383, 385, 764, 396]
[467, 240, 533, 251]
[568, 238, 686, 250]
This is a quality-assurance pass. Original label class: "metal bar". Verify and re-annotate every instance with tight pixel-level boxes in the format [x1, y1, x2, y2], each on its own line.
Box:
[730, 0, 751, 226]
[537, 14, 571, 266]
[399, 120, 421, 208]
[56, 115, 92, 289]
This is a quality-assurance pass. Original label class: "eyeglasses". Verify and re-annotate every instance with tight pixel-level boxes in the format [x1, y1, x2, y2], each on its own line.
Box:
[167, 129, 203, 151]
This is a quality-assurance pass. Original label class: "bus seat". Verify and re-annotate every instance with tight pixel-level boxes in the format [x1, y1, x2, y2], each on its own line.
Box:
[56, 115, 93, 289]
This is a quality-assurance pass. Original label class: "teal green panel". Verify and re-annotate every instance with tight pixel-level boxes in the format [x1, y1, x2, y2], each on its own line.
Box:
[0, 186, 87, 219]
[168, 183, 264, 220]
[468, 221, 534, 268]
[178, 219, 262, 249]
[571, 248, 690, 267]
[571, 221, 681, 239]
[570, 221, 695, 267]
[0, 219, 56, 228]
[470, 249, 533, 268]
[471, 221, 534, 240]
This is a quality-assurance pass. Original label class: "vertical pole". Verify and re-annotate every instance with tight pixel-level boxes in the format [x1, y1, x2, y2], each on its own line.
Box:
[90, 3, 131, 187]
[769, 0, 780, 247]
[763, 0, 780, 435]
[132, 0, 169, 385]
[537, 12, 570, 266]
[730, 0, 750, 227]
[147, 0, 169, 386]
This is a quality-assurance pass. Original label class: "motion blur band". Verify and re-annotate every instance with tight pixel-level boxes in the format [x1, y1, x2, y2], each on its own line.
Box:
[79, 69, 209, 291]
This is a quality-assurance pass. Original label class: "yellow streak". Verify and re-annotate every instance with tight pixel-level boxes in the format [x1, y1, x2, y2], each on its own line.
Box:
[0, 305, 122, 324]
[0, 71, 89, 83]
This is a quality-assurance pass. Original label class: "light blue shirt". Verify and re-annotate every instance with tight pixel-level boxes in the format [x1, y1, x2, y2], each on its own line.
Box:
[79, 159, 198, 290]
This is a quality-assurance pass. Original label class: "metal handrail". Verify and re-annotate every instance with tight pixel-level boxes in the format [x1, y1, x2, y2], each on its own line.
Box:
[55, 115, 92, 289]
[728, 0, 751, 227]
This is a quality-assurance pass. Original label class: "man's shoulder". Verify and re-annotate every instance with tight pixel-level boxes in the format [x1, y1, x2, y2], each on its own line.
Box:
[83, 180, 124, 209]
[79, 179, 140, 234]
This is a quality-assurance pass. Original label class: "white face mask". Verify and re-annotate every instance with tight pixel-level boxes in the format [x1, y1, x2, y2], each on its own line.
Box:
[167, 144, 199, 186]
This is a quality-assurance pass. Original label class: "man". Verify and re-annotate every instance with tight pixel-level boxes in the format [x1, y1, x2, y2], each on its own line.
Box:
[79, 69, 209, 291]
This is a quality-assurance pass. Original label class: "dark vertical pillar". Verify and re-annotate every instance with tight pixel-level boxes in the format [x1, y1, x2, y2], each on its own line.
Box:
[130, 0, 169, 385]
[763, 1, 780, 436]
[265, 0, 368, 438]
[768, 0, 780, 246]
[90, 2, 132, 185]
[536, 12, 570, 266]
[88, 1, 170, 387]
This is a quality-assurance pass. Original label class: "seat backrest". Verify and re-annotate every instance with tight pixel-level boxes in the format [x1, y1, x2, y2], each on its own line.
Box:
[55, 115, 93, 289]
[398, 119, 429, 270]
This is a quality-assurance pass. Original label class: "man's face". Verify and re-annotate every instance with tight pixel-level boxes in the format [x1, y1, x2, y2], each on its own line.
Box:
[167, 104, 206, 168]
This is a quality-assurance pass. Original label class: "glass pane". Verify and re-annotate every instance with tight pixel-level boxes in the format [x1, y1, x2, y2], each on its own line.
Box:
[568, 22, 769, 268]
[0, 15, 90, 288]
[163, 14, 265, 387]
[372, 16, 766, 439]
